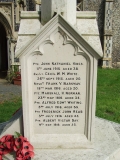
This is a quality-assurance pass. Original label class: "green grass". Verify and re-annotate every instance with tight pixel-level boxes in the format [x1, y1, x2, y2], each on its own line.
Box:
[96, 68, 120, 123]
[0, 97, 22, 123]
[0, 68, 120, 124]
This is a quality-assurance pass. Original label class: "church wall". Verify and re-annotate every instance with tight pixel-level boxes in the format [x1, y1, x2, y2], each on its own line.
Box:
[83, 0, 120, 67]
[112, 0, 120, 67]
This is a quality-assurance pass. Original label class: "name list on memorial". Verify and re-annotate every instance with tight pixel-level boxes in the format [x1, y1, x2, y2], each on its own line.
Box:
[31, 56, 86, 134]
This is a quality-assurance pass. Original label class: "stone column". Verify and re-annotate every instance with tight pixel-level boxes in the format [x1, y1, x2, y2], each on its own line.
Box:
[102, 0, 113, 68]
[41, 0, 76, 26]
[6, 36, 10, 70]
[11, 38, 17, 64]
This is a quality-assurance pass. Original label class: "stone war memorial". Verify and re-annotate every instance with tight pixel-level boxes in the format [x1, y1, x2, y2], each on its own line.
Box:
[16, 14, 102, 149]
[0, 0, 120, 159]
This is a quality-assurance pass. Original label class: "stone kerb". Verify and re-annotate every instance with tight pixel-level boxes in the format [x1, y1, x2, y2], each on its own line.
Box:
[16, 14, 102, 149]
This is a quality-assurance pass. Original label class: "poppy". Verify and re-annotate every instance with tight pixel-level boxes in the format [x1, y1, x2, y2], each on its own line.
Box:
[16, 150, 34, 160]
[0, 134, 34, 160]
[0, 135, 14, 151]
[22, 142, 34, 154]
[14, 136, 27, 151]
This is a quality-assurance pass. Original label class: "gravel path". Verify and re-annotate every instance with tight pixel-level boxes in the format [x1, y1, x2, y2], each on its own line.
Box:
[0, 79, 21, 102]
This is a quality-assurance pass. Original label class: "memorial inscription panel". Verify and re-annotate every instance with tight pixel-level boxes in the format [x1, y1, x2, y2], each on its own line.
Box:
[30, 51, 87, 134]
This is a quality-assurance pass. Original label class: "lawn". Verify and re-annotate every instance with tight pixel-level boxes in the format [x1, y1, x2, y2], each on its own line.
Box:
[96, 68, 120, 123]
[0, 96, 22, 123]
[0, 68, 120, 123]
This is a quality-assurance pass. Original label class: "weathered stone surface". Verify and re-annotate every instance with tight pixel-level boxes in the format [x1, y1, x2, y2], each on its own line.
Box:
[15, 36, 35, 53]
[95, 118, 120, 156]
[76, 11, 103, 56]
[76, 17, 99, 34]
[19, 20, 40, 34]
[83, 36, 103, 54]
[15, 11, 41, 54]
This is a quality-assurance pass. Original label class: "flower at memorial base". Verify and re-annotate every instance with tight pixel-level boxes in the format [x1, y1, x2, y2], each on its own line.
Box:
[14, 136, 28, 151]
[23, 151, 34, 159]
[0, 144, 9, 155]
[15, 149, 23, 160]
[0, 135, 14, 153]
[22, 142, 34, 153]
[16, 150, 34, 160]
[23, 151, 34, 160]
[15, 140, 34, 160]
[0, 132, 34, 160]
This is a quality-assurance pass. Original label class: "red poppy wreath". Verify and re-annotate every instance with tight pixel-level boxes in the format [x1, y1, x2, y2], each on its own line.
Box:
[0, 132, 34, 160]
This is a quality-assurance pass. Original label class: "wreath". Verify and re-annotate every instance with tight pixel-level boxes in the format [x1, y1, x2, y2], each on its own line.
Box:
[0, 132, 34, 160]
